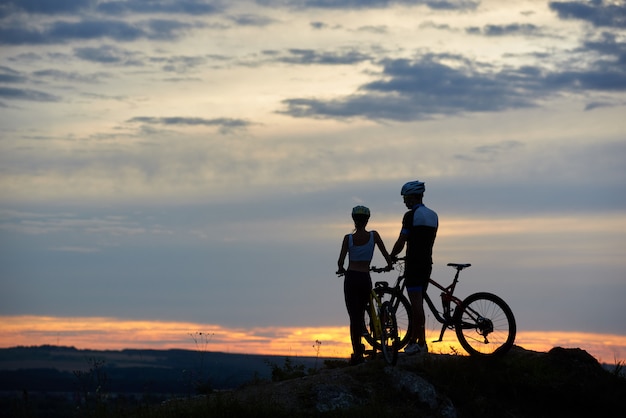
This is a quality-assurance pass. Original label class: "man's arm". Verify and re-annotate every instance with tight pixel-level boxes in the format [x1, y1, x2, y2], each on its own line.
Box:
[391, 210, 411, 259]
[390, 233, 407, 259]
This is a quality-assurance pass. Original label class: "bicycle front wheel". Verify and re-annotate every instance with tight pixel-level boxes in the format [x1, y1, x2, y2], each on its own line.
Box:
[454, 292, 516, 356]
[363, 289, 412, 350]
[380, 302, 398, 366]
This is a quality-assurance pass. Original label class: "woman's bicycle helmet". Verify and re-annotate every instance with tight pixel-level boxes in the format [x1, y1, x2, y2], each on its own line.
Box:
[352, 205, 371, 216]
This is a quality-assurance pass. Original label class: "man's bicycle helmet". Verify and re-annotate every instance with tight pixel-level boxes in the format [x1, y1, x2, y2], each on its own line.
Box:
[352, 205, 371, 216]
[401, 180, 425, 196]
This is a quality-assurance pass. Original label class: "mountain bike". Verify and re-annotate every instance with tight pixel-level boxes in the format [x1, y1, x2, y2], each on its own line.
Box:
[365, 258, 516, 357]
[337, 269, 399, 365]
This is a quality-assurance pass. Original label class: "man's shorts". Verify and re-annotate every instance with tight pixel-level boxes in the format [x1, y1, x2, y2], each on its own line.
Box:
[405, 264, 432, 293]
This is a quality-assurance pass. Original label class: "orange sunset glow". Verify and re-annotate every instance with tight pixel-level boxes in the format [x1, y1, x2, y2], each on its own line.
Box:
[2, 315, 625, 364]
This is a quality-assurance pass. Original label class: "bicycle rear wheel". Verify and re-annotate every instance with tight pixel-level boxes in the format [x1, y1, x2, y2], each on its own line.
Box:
[363, 289, 411, 350]
[454, 292, 516, 356]
[380, 302, 399, 366]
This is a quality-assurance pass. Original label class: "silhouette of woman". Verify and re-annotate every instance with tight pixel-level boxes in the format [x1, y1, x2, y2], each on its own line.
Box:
[337, 206, 393, 364]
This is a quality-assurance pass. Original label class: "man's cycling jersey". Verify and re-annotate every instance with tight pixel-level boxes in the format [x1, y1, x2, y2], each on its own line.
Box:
[400, 204, 438, 277]
[348, 231, 375, 262]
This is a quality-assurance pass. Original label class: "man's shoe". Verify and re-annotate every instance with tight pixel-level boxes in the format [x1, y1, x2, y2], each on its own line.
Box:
[350, 354, 364, 365]
[405, 343, 428, 355]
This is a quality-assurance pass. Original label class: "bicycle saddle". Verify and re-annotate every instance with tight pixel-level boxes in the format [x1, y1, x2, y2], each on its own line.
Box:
[447, 263, 471, 270]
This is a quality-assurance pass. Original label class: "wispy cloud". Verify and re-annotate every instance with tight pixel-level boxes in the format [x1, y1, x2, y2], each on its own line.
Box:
[127, 116, 255, 133]
[454, 140, 524, 162]
[73, 44, 145, 65]
[466, 23, 544, 37]
[0, 19, 202, 45]
[256, 0, 479, 11]
[0, 0, 224, 17]
[227, 13, 276, 26]
[0, 86, 60, 101]
[276, 48, 372, 65]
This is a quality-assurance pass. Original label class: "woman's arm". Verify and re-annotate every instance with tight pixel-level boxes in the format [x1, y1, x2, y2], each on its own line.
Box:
[337, 234, 349, 274]
[373, 231, 393, 268]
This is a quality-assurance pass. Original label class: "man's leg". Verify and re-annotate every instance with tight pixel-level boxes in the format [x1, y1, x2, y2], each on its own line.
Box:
[408, 289, 425, 346]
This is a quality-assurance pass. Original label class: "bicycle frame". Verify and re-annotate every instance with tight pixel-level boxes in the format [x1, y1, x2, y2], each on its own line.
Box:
[424, 270, 465, 343]
[386, 261, 466, 343]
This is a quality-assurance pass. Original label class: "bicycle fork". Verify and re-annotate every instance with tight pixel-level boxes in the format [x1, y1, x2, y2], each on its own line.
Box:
[370, 299, 382, 342]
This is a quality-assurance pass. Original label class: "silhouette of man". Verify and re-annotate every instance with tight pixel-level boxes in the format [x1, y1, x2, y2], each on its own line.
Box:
[390, 180, 438, 354]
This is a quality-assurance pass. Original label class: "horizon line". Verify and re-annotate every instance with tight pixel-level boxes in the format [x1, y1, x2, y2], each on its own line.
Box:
[1, 315, 624, 364]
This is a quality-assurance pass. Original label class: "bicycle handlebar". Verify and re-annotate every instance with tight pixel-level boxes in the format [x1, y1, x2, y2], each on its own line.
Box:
[335, 264, 394, 276]
[370, 265, 394, 273]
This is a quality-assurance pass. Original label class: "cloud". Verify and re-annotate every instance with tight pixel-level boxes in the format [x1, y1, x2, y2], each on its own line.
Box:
[0, 209, 168, 238]
[0, 0, 223, 17]
[73, 44, 144, 65]
[584, 100, 617, 111]
[278, 39, 626, 122]
[0, 86, 59, 101]
[424, 0, 478, 11]
[276, 49, 372, 65]
[356, 25, 389, 34]
[0, 18, 198, 45]
[152, 55, 209, 73]
[0, 65, 26, 83]
[573, 33, 626, 91]
[310, 21, 327, 29]
[279, 54, 542, 121]
[582, 32, 626, 60]
[545, 35, 626, 92]
[227, 13, 276, 26]
[466, 23, 543, 37]
[0, 0, 95, 16]
[127, 116, 254, 132]
[96, 0, 224, 16]
[32, 69, 111, 84]
[255, 0, 478, 11]
[0, 1, 222, 44]
[454, 140, 524, 162]
[549, 0, 626, 28]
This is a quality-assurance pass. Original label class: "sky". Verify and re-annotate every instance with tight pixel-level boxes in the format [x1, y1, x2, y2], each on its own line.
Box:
[1, 0, 625, 361]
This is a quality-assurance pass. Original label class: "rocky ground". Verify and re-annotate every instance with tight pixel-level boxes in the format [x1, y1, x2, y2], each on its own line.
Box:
[203, 345, 626, 418]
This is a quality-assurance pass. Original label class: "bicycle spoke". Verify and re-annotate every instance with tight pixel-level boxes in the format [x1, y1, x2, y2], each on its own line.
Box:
[380, 302, 398, 365]
[455, 292, 516, 356]
[373, 289, 411, 350]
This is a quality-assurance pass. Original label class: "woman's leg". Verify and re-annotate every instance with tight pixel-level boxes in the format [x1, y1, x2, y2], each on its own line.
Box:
[344, 272, 371, 357]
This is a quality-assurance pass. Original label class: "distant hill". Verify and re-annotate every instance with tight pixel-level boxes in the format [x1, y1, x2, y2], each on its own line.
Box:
[0, 345, 329, 394]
